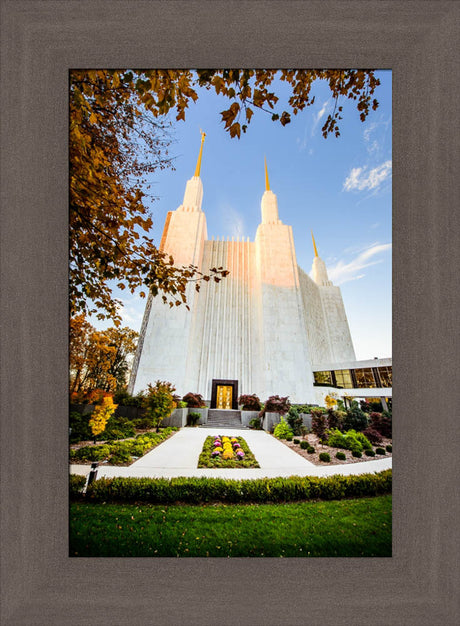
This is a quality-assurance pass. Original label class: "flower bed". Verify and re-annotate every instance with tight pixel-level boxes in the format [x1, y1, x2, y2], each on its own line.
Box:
[198, 435, 260, 468]
[69, 427, 178, 466]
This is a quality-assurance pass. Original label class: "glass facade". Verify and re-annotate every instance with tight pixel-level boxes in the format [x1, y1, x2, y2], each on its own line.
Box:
[377, 366, 392, 387]
[334, 369, 353, 388]
[313, 370, 333, 385]
[354, 368, 377, 388]
[313, 365, 392, 389]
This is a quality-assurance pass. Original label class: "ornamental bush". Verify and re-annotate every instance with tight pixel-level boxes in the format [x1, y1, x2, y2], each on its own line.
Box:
[260, 395, 291, 417]
[187, 412, 201, 426]
[319, 452, 331, 462]
[352, 450, 362, 458]
[342, 402, 369, 432]
[77, 470, 392, 504]
[362, 427, 383, 444]
[293, 439, 300, 445]
[386, 444, 392, 452]
[335, 451, 346, 460]
[238, 394, 262, 411]
[142, 381, 176, 431]
[307, 446, 315, 454]
[273, 417, 294, 440]
[287, 407, 304, 435]
[182, 392, 206, 408]
[364, 449, 376, 457]
[300, 441, 309, 450]
[311, 410, 328, 441]
[376, 448, 386, 455]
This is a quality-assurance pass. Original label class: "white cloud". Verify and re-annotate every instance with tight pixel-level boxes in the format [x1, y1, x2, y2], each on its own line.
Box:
[311, 100, 331, 136]
[327, 243, 391, 285]
[221, 204, 245, 239]
[343, 160, 392, 192]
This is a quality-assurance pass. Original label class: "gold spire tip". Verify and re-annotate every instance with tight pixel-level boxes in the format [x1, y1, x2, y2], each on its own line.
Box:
[264, 156, 270, 191]
[194, 129, 206, 177]
[311, 230, 319, 257]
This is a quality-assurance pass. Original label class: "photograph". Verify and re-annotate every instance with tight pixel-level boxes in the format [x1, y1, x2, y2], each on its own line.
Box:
[69, 69, 393, 558]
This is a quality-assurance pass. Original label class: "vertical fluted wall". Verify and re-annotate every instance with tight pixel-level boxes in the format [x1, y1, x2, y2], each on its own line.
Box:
[186, 238, 258, 399]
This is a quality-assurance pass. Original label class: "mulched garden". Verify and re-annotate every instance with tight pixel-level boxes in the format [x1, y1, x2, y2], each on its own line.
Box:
[278, 432, 392, 465]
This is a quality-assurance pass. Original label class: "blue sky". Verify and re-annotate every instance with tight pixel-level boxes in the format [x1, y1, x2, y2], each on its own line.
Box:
[95, 70, 392, 361]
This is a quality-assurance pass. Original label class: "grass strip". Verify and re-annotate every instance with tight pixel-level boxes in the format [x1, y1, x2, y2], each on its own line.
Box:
[70, 495, 392, 557]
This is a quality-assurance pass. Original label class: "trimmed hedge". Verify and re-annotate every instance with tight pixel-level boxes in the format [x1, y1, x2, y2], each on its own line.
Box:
[70, 474, 86, 498]
[70, 470, 392, 504]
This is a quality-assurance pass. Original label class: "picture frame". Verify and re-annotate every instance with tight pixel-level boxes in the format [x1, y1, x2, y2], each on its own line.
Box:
[1, 1, 458, 624]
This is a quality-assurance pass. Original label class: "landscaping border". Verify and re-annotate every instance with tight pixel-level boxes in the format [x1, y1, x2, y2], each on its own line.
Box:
[70, 470, 392, 504]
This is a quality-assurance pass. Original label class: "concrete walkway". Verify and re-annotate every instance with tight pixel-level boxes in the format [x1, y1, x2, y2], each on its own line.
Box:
[70, 427, 392, 480]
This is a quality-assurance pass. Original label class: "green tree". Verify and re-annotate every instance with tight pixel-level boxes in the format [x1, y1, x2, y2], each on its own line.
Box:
[142, 380, 176, 432]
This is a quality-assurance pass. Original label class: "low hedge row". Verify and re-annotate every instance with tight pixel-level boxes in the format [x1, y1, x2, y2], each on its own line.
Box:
[70, 470, 392, 504]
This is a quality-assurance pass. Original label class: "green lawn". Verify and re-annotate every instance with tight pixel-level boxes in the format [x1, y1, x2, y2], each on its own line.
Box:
[70, 495, 391, 557]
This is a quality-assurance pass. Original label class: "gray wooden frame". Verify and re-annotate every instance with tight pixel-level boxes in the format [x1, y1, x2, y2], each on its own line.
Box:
[1, 1, 459, 624]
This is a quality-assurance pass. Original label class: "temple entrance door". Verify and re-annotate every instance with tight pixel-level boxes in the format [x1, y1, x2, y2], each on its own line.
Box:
[216, 385, 233, 410]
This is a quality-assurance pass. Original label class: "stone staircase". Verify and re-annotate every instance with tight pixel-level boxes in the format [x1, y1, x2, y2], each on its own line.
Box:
[201, 409, 246, 429]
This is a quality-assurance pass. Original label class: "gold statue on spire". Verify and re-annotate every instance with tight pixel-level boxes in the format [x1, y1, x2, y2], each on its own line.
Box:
[194, 129, 206, 177]
[264, 156, 270, 191]
[311, 230, 319, 257]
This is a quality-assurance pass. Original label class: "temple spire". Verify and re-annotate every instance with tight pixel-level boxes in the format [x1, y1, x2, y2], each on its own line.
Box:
[194, 130, 206, 177]
[264, 156, 270, 191]
[311, 230, 319, 257]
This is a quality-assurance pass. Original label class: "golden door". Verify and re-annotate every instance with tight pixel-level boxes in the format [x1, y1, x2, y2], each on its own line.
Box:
[216, 385, 232, 409]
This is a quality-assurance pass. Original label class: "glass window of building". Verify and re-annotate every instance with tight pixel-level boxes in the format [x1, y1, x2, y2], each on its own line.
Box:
[334, 369, 353, 388]
[354, 368, 376, 388]
[378, 366, 392, 387]
[313, 370, 333, 385]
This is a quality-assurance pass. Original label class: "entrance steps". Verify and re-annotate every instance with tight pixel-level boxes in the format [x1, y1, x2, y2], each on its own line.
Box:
[201, 409, 246, 429]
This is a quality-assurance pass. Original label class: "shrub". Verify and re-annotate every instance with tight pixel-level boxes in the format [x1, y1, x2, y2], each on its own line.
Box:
[182, 392, 206, 408]
[352, 450, 362, 458]
[364, 449, 376, 457]
[370, 411, 392, 438]
[319, 452, 331, 462]
[286, 407, 304, 435]
[326, 428, 371, 453]
[342, 403, 369, 432]
[300, 441, 309, 450]
[187, 412, 201, 426]
[273, 417, 294, 440]
[286, 435, 293, 441]
[69, 411, 92, 443]
[113, 389, 143, 407]
[327, 409, 345, 431]
[142, 381, 176, 431]
[238, 394, 262, 411]
[311, 410, 328, 441]
[79, 471, 392, 504]
[69, 474, 86, 498]
[104, 415, 136, 440]
[307, 446, 315, 454]
[89, 396, 118, 442]
[293, 439, 300, 445]
[335, 451, 346, 460]
[386, 444, 392, 452]
[248, 417, 262, 430]
[376, 447, 386, 455]
[260, 395, 291, 417]
[362, 427, 383, 444]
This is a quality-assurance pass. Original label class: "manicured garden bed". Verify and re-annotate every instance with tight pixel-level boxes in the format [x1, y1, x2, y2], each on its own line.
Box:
[198, 435, 260, 468]
[69, 427, 178, 466]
